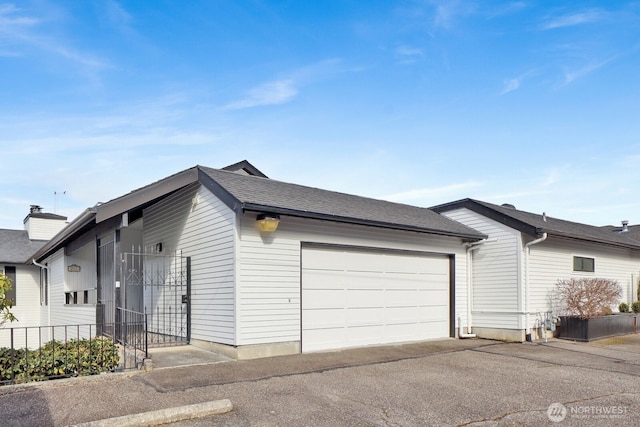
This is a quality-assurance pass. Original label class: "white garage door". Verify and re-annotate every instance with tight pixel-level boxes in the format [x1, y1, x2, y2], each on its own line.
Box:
[301, 245, 451, 352]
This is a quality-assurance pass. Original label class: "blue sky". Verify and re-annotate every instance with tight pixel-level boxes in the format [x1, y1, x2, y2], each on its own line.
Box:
[1, 1, 639, 230]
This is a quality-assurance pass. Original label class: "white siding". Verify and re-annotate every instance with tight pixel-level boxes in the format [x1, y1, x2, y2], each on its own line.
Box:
[528, 237, 640, 323]
[143, 183, 236, 345]
[24, 217, 67, 240]
[237, 214, 467, 346]
[48, 250, 96, 327]
[66, 242, 98, 305]
[442, 208, 522, 329]
[0, 264, 42, 348]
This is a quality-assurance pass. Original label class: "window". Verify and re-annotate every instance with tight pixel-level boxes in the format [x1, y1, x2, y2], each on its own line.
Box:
[573, 256, 595, 272]
[65, 291, 78, 305]
[4, 266, 16, 306]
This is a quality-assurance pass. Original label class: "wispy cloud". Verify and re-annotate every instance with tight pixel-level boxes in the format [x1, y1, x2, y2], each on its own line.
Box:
[562, 56, 616, 85]
[395, 45, 424, 64]
[429, 0, 477, 30]
[540, 9, 606, 30]
[485, 2, 528, 18]
[500, 69, 538, 94]
[0, 2, 40, 55]
[223, 59, 351, 111]
[223, 80, 298, 110]
[98, 0, 139, 39]
[103, 0, 132, 28]
[396, 45, 424, 57]
[0, 2, 108, 68]
[381, 181, 483, 203]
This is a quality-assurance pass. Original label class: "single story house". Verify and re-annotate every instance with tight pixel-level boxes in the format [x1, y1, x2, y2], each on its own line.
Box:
[0, 206, 67, 347]
[30, 161, 486, 358]
[432, 199, 640, 342]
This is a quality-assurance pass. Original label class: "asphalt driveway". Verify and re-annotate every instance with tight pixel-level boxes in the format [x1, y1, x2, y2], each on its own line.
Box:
[0, 336, 638, 426]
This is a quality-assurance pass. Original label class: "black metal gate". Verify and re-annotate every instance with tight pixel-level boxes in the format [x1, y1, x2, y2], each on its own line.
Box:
[97, 238, 116, 338]
[120, 252, 191, 346]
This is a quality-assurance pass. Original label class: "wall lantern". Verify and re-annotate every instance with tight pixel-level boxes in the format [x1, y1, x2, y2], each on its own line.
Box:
[256, 213, 280, 232]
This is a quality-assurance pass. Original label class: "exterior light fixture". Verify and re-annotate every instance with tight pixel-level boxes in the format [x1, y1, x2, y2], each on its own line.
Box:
[256, 213, 280, 232]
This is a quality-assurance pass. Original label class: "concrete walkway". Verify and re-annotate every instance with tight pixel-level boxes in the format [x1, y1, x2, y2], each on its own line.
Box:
[147, 345, 232, 369]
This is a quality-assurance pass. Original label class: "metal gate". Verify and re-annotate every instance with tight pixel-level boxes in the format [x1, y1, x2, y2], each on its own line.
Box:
[120, 252, 191, 346]
[98, 238, 116, 338]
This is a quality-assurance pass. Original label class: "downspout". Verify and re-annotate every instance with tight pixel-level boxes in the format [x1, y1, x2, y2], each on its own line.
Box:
[524, 233, 547, 341]
[460, 239, 497, 338]
[32, 259, 51, 327]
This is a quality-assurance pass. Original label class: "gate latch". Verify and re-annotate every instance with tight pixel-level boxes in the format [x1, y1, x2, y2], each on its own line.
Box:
[182, 295, 189, 304]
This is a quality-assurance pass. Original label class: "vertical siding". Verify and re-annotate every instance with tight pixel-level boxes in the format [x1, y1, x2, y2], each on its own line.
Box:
[236, 215, 468, 346]
[143, 183, 236, 345]
[442, 208, 522, 329]
[528, 237, 640, 321]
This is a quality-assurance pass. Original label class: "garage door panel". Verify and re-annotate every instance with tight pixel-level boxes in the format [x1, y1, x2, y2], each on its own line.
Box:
[303, 270, 346, 289]
[346, 325, 383, 345]
[385, 289, 419, 306]
[345, 289, 384, 307]
[303, 308, 346, 328]
[346, 307, 385, 326]
[302, 246, 450, 353]
[302, 289, 346, 309]
[416, 306, 449, 322]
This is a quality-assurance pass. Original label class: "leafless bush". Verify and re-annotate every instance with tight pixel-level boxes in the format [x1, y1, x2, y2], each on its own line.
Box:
[554, 278, 622, 319]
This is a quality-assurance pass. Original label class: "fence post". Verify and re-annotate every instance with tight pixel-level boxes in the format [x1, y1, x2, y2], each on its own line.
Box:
[187, 256, 191, 343]
[10, 328, 14, 383]
[144, 312, 148, 359]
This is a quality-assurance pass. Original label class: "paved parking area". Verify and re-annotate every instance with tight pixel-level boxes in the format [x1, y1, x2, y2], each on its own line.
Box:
[0, 336, 638, 426]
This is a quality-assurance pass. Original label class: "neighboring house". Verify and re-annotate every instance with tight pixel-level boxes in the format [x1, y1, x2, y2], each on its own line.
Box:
[0, 206, 67, 347]
[432, 199, 640, 342]
[30, 161, 486, 359]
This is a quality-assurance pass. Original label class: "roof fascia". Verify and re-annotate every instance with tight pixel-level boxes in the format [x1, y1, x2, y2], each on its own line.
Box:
[242, 203, 487, 241]
[434, 200, 539, 237]
[547, 232, 640, 251]
[31, 208, 97, 262]
[95, 168, 199, 223]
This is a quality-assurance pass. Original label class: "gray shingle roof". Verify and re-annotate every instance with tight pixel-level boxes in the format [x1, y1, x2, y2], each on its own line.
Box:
[200, 167, 485, 240]
[0, 229, 47, 264]
[432, 198, 640, 249]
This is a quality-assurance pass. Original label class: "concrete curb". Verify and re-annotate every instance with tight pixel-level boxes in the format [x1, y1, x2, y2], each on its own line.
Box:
[71, 399, 233, 427]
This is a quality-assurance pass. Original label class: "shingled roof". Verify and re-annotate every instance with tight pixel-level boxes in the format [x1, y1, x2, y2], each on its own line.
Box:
[431, 198, 640, 250]
[32, 163, 486, 264]
[199, 167, 485, 240]
[0, 229, 48, 264]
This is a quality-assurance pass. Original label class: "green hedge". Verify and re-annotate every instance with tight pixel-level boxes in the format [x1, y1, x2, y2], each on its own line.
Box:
[0, 336, 119, 384]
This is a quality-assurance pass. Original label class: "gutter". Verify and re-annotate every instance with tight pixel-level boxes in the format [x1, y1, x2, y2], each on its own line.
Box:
[524, 232, 547, 341]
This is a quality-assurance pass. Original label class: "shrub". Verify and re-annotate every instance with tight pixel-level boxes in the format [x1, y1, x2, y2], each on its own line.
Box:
[0, 273, 16, 327]
[632, 302, 640, 314]
[619, 302, 630, 313]
[0, 336, 119, 384]
[554, 278, 622, 319]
